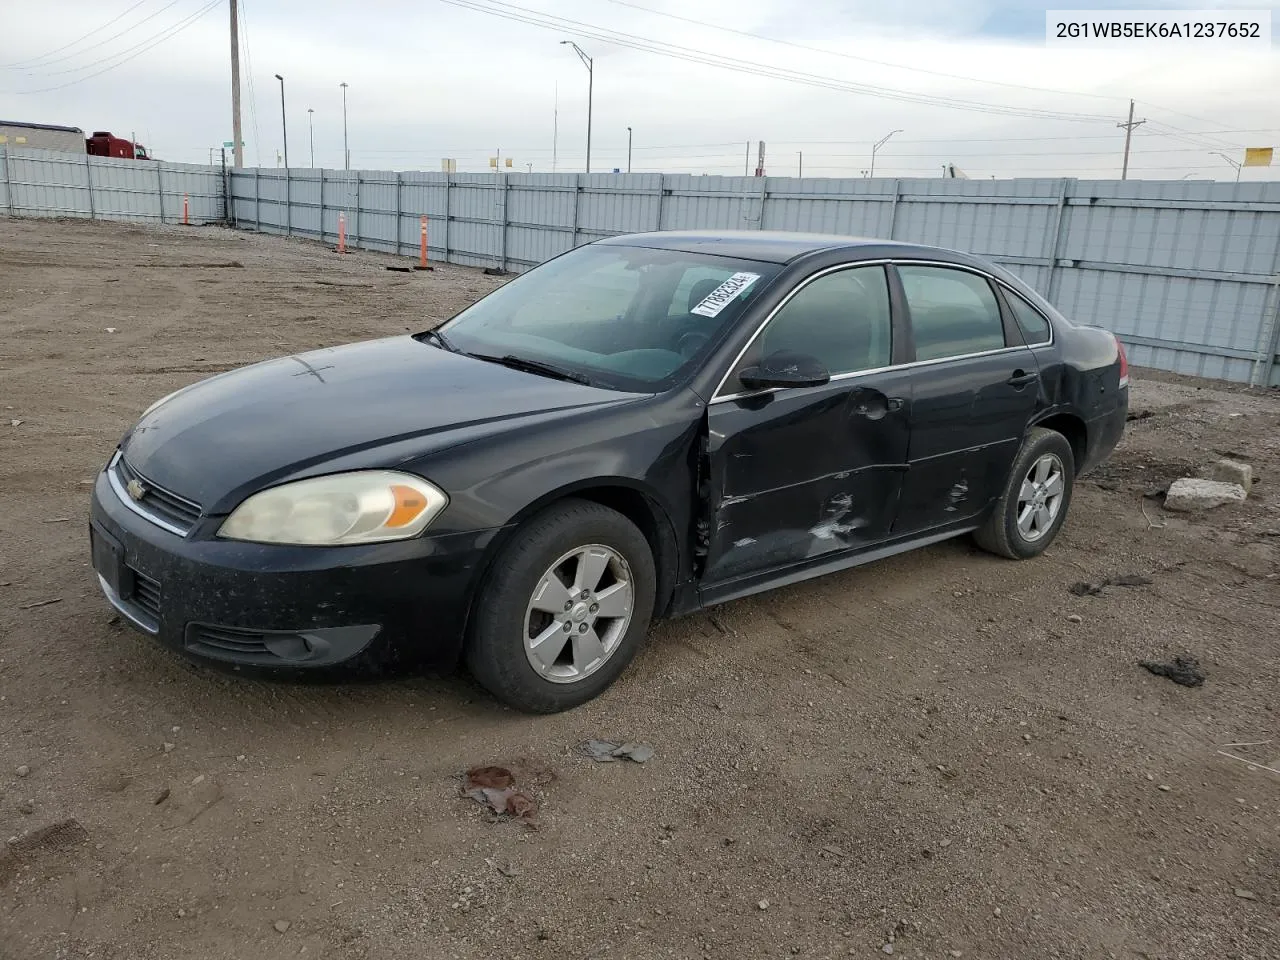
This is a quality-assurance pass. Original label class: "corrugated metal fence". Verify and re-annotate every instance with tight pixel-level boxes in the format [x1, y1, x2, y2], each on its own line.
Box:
[226, 168, 1280, 387]
[3, 145, 1278, 387]
[0, 146, 224, 225]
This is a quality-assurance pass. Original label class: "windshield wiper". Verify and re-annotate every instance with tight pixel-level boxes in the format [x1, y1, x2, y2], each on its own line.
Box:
[418, 329, 455, 352]
[468, 353, 593, 385]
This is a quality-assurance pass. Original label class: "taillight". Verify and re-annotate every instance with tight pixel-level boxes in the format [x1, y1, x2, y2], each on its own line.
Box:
[1116, 339, 1129, 388]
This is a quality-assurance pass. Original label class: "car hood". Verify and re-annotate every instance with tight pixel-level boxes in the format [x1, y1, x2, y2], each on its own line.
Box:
[120, 336, 638, 511]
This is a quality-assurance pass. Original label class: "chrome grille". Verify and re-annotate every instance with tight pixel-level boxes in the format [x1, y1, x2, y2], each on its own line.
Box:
[109, 453, 202, 536]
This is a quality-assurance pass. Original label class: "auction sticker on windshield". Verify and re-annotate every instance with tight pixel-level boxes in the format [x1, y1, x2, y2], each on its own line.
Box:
[690, 272, 761, 318]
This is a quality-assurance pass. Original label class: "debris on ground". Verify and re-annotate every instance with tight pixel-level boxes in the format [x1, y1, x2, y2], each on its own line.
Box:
[9, 419, 23, 427]
[273, 919, 291, 933]
[1066, 614, 1083, 624]
[581, 740, 656, 763]
[18, 598, 62, 610]
[461, 766, 538, 823]
[1127, 410, 1154, 422]
[1139, 656, 1205, 687]
[153, 786, 171, 805]
[1070, 574, 1153, 596]
[1164, 478, 1247, 511]
[1233, 888, 1258, 901]
[486, 856, 521, 877]
[16, 765, 31, 778]
[1205, 459, 1254, 489]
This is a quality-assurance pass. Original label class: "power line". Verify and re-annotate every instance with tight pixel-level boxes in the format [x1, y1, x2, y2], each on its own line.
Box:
[600, 0, 1129, 104]
[9, 0, 220, 94]
[0, 0, 151, 69]
[433, 0, 1117, 123]
[5, 0, 190, 73]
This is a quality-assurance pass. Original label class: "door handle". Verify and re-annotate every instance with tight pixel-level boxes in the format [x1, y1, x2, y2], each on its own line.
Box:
[1007, 369, 1039, 387]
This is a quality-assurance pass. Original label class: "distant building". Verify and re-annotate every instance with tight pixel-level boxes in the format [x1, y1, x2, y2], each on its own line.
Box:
[0, 120, 86, 153]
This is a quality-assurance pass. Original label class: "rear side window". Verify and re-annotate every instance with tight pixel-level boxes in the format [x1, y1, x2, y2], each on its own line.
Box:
[1004, 288, 1052, 345]
[898, 265, 1006, 362]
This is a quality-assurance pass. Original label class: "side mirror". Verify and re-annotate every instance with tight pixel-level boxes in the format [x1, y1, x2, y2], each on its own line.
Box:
[738, 350, 831, 391]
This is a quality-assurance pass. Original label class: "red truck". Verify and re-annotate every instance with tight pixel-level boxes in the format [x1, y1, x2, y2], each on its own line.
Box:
[85, 131, 150, 160]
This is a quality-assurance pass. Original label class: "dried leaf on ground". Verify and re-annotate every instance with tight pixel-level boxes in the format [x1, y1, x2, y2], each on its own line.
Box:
[1139, 656, 1205, 687]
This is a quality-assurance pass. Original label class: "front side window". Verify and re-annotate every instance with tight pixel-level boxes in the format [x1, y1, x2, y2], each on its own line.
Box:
[434, 245, 780, 392]
[723, 265, 892, 394]
[898, 265, 1007, 362]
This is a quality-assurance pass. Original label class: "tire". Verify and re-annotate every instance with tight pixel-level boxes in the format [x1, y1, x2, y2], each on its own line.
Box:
[465, 498, 656, 713]
[974, 427, 1075, 560]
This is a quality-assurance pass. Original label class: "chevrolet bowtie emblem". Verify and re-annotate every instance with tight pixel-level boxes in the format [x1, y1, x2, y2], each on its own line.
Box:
[126, 478, 146, 502]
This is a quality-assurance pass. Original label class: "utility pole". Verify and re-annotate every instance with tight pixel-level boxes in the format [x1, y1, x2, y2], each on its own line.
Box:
[754, 140, 766, 177]
[560, 41, 593, 173]
[274, 74, 288, 168]
[230, 0, 243, 168]
[340, 82, 349, 170]
[307, 108, 314, 168]
[798, 151, 803, 178]
[626, 126, 632, 174]
[1118, 99, 1146, 180]
[552, 82, 558, 173]
[744, 141, 749, 176]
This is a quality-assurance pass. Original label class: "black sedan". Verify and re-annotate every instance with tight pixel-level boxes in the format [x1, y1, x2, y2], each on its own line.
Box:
[90, 231, 1128, 712]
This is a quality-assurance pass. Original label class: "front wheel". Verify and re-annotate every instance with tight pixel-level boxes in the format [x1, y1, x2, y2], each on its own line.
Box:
[465, 499, 656, 713]
[974, 427, 1075, 560]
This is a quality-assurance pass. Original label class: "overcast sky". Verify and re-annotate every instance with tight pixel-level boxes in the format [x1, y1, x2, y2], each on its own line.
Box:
[1, 0, 1277, 180]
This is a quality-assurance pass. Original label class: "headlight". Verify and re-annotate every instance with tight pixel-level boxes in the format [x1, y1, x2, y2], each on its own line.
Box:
[218, 471, 448, 546]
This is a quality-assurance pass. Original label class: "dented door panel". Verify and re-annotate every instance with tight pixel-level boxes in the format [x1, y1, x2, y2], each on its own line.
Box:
[701, 370, 913, 586]
[894, 348, 1041, 534]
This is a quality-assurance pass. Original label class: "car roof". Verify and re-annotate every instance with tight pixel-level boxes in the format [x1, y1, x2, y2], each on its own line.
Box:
[599, 230, 973, 266]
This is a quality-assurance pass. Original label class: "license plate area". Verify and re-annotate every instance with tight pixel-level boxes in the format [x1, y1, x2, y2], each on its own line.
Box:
[90, 522, 134, 600]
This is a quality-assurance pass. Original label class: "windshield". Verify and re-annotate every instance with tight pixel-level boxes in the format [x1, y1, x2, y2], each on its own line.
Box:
[431, 244, 781, 392]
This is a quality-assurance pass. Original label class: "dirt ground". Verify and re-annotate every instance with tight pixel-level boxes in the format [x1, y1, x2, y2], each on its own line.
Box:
[2, 218, 1278, 960]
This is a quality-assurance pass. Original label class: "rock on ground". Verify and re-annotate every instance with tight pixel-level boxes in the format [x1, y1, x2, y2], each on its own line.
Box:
[1205, 459, 1253, 489]
[1164, 478, 1247, 511]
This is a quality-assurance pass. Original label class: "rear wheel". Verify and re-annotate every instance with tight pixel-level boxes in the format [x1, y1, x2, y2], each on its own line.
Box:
[465, 499, 656, 713]
[974, 427, 1075, 560]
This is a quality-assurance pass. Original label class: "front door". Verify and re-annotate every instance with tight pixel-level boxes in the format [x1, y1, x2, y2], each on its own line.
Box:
[701, 264, 912, 589]
[892, 264, 1041, 534]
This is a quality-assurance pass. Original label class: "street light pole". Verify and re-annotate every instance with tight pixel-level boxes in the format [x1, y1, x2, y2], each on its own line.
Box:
[274, 74, 288, 168]
[307, 108, 314, 168]
[560, 40, 593, 173]
[626, 126, 632, 173]
[1212, 151, 1242, 183]
[340, 82, 349, 170]
[869, 129, 902, 179]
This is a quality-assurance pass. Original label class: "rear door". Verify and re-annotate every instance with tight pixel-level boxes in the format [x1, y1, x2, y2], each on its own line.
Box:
[892, 263, 1040, 534]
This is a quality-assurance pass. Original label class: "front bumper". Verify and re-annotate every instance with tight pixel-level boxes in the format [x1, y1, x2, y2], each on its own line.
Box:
[89, 463, 497, 673]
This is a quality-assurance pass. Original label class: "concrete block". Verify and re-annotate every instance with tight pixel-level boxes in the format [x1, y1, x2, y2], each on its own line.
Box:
[1205, 459, 1253, 490]
[1164, 478, 1247, 512]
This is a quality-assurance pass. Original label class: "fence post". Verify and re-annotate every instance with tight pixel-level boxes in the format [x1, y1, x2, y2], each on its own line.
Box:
[85, 154, 96, 220]
[156, 162, 168, 224]
[1251, 273, 1280, 388]
[886, 178, 902, 239]
[654, 173, 665, 231]
[318, 170, 325, 244]
[1045, 177, 1072, 300]
[1, 147, 11, 217]
[395, 171, 403, 255]
[284, 166, 292, 237]
[499, 173, 509, 272]
[443, 174, 452, 264]
[254, 168, 260, 228]
[353, 170, 361, 248]
[570, 174, 581, 249]
[752, 176, 768, 228]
